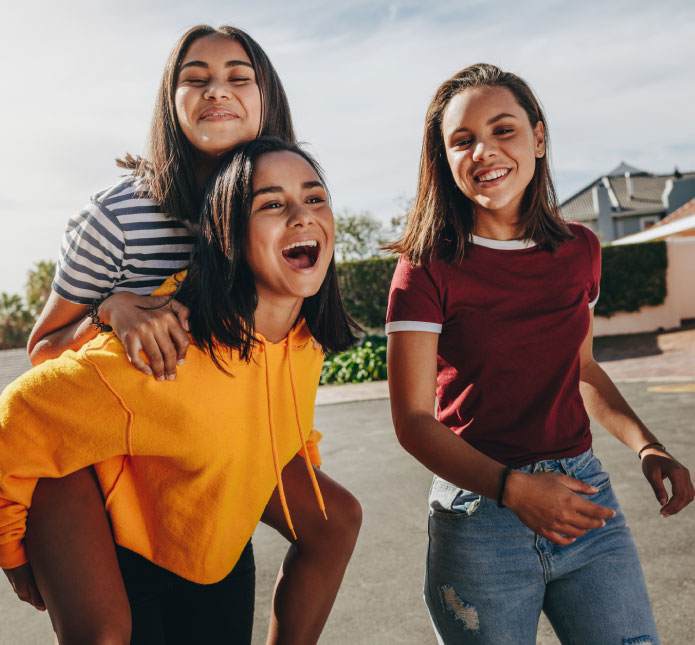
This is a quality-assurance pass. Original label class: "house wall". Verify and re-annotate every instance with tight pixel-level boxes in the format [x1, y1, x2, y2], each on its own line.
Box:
[616, 217, 642, 238]
[594, 237, 695, 336]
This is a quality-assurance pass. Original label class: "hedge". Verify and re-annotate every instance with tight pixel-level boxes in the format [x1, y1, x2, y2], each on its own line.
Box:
[595, 241, 667, 318]
[336, 241, 668, 329]
[336, 256, 398, 330]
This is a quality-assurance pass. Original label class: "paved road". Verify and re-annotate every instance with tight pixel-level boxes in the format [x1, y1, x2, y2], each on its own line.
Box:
[1, 380, 693, 644]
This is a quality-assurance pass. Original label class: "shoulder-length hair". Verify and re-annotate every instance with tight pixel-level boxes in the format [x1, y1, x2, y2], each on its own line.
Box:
[390, 63, 571, 266]
[119, 25, 295, 226]
[175, 137, 359, 371]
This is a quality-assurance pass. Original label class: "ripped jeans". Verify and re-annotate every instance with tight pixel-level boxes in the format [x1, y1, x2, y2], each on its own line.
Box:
[424, 449, 659, 645]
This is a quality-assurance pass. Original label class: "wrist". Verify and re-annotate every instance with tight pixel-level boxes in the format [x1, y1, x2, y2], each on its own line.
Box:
[87, 295, 113, 332]
[498, 467, 528, 510]
[638, 442, 667, 460]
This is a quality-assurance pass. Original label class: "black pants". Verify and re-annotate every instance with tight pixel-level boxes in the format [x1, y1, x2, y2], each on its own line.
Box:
[115, 541, 255, 645]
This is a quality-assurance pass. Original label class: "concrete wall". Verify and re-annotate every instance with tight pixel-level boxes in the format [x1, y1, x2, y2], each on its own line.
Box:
[594, 237, 695, 337]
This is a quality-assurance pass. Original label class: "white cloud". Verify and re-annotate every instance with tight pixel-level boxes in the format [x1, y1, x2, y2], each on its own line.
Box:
[1, 0, 693, 295]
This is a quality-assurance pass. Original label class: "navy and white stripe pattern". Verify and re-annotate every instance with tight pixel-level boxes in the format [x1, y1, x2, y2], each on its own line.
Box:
[53, 176, 195, 304]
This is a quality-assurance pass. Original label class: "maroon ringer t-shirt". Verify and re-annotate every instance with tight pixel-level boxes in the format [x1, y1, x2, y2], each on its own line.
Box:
[386, 223, 601, 467]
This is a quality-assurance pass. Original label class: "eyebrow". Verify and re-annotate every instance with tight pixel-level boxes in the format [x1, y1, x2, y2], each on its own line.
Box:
[450, 112, 520, 135]
[252, 181, 324, 198]
[180, 59, 254, 71]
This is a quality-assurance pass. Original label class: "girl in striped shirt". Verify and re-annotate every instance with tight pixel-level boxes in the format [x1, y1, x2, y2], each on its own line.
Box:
[6, 25, 361, 644]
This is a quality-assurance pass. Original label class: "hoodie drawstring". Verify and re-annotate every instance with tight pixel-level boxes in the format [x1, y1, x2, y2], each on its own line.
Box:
[287, 344, 328, 521]
[261, 335, 327, 541]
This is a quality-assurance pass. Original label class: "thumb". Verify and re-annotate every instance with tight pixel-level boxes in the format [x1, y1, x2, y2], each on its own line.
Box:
[645, 467, 669, 506]
[171, 301, 190, 332]
[558, 474, 599, 496]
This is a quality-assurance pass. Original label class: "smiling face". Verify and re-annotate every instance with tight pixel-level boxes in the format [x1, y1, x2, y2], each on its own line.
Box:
[441, 85, 545, 224]
[244, 150, 334, 308]
[174, 34, 262, 161]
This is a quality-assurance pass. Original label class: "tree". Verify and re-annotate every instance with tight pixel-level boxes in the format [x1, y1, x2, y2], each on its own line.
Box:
[334, 209, 384, 261]
[26, 260, 56, 318]
[0, 293, 32, 350]
[0, 260, 56, 349]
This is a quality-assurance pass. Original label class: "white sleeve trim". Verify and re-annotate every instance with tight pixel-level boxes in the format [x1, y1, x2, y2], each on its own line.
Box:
[385, 321, 442, 334]
[589, 287, 600, 309]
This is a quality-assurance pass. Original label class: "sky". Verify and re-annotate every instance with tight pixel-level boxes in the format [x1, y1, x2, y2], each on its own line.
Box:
[1, 0, 694, 296]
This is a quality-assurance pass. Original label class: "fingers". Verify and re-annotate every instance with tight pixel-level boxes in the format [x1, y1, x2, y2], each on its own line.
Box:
[560, 474, 600, 497]
[643, 456, 695, 517]
[5, 565, 46, 611]
[170, 300, 190, 333]
[28, 582, 46, 611]
[645, 468, 669, 507]
[660, 469, 695, 517]
[124, 337, 153, 377]
[122, 316, 189, 381]
[108, 295, 190, 380]
[168, 320, 190, 367]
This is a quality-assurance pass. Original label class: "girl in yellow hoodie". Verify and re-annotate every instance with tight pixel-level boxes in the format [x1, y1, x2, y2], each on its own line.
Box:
[0, 137, 360, 643]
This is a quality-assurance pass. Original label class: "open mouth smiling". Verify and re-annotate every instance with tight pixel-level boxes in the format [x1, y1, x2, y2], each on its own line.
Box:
[281, 240, 320, 269]
[474, 168, 510, 183]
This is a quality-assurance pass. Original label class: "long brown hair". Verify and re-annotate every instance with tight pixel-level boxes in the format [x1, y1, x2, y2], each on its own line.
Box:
[119, 25, 295, 225]
[390, 63, 571, 265]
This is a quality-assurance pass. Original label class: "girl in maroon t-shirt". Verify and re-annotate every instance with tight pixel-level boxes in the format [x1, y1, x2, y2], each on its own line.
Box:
[387, 63, 693, 644]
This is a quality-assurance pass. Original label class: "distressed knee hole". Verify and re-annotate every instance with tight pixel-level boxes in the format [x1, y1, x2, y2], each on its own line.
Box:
[438, 585, 480, 632]
[623, 636, 653, 645]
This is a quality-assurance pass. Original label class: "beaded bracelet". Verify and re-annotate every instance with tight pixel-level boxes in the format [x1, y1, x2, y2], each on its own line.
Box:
[497, 465, 513, 508]
[87, 296, 113, 332]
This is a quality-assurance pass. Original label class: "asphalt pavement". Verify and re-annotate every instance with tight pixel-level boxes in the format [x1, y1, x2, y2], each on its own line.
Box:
[1, 329, 693, 644]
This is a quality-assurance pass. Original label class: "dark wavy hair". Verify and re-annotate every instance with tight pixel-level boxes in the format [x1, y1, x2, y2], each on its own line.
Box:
[118, 25, 295, 225]
[390, 63, 571, 265]
[174, 137, 359, 371]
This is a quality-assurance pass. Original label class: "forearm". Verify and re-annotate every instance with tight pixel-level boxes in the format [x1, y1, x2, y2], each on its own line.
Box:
[580, 360, 657, 453]
[395, 410, 505, 500]
[28, 316, 98, 366]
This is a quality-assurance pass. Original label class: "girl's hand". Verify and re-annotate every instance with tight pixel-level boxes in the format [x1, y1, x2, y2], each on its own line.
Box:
[98, 292, 190, 381]
[641, 449, 694, 517]
[503, 470, 616, 546]
[3, 563, 46, 611]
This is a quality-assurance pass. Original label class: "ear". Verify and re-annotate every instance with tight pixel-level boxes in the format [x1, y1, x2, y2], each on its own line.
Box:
[534, 120, 545, 158]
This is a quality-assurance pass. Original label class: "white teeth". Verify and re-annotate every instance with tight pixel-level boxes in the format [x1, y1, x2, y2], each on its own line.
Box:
[282, 240, 318, 251]
[476, 168, 509, 182]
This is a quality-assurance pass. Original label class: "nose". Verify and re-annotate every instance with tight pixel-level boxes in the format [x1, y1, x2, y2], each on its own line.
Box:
[472, 136, 498, 162]
[203, 78, 231, 101]
[288, 202, 314, 227]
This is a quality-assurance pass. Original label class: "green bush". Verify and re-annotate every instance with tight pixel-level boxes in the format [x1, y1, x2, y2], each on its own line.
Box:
[336, 257, 397, 330]
[320, 336, 387, 385]
[334, 243, 669, 329]
[596, 241, 667, 317]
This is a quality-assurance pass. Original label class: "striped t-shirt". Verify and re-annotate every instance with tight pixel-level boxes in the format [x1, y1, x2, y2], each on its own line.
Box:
[53, 175, 195, 304]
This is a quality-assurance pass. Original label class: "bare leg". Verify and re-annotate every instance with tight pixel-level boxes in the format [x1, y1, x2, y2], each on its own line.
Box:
[261, 456, 362, 645]
[25, 468, 131, 644]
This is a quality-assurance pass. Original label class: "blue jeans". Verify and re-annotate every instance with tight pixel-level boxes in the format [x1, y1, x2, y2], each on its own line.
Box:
[424, 449, 659, 644]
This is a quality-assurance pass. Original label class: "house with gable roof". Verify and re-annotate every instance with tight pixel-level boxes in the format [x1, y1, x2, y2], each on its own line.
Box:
[560, 163, 695, 243]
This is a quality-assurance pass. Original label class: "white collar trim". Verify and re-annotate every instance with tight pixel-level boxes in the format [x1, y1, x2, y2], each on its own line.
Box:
[472, 234, 537, 250]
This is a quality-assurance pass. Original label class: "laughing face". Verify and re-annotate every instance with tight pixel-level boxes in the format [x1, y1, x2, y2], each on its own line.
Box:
[244, 150, 334, 307]
[174, 34, 262, 161]
[441, 85, 545, 223]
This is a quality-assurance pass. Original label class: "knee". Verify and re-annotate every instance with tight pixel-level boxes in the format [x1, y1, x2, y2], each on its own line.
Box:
[321, 488, 362, 547]
[53, 607, 131, 645]
[55, 622, 131, 645]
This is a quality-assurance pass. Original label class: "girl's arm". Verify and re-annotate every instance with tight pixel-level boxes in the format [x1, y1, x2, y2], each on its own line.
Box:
[388, 330, 614, 546]
[28, 290, 190, 380]
[579, 311, 694, 516]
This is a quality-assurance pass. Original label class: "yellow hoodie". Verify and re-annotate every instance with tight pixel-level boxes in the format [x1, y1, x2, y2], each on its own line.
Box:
[0, 317, 324, 584]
